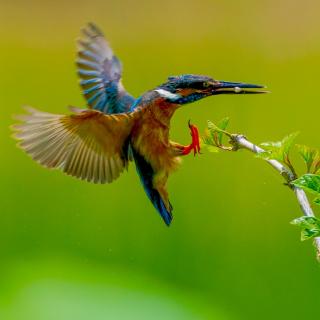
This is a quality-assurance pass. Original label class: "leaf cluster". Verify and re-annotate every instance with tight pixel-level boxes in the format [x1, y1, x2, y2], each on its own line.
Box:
[203, 117, 320, 246]
[296, 145, 320, 174]
[256, 140, 320, 241]
[292, 174, 320, 207]
[202, 117, 231, 152]
[291, 173, 320, 242]
[257, 132, 299, 163]
[204, 117, 320, 180]
[291, 216, 320, 241]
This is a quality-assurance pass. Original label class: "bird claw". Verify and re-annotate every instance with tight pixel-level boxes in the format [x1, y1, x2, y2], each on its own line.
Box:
[182, 121, 201, 156]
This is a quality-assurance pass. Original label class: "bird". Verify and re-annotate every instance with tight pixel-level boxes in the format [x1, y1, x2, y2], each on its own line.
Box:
[13, 23, 266, 226]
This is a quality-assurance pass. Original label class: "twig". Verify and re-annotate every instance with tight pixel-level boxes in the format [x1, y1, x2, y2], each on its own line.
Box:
[230, 134, 320, 260]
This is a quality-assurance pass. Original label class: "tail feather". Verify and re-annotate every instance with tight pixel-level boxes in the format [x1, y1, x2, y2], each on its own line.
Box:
[131, 147, 173, 226]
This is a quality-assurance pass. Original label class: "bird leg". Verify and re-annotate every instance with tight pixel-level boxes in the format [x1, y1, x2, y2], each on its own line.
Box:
[171, 121, 201, 156]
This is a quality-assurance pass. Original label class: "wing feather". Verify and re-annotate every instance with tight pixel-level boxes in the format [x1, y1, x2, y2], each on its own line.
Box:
[13, 107, 139, 184]
[77, 23, 135, 114]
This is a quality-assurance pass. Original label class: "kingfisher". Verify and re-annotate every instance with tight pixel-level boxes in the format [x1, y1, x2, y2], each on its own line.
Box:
[13, 23, 266, 226]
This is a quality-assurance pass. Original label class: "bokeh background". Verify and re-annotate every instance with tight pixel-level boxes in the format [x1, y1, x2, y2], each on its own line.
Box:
[1, 0, 320, 319]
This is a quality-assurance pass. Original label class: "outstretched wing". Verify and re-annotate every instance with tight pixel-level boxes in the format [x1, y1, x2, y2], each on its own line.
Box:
[13, 107, 138, 184]
[77, 23, 135, 114]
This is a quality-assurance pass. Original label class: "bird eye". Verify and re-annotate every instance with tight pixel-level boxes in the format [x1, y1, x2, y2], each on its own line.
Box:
[203, 82, 210, 88]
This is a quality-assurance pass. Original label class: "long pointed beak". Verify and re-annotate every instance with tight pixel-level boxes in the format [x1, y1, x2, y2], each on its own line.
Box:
[212, 81, 268, 94]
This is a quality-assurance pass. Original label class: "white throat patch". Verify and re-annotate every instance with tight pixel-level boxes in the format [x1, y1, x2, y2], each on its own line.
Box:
[154, 89, 181, 101]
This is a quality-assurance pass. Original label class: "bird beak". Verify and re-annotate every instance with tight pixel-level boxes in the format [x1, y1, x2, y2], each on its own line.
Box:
[211, 81, 268, 95]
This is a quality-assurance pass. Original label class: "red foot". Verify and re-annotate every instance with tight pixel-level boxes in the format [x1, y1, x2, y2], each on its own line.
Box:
[182, 121, 201, 156]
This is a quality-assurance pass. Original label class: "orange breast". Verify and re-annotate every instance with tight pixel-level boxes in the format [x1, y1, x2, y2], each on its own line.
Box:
[131, 104, 180, 175]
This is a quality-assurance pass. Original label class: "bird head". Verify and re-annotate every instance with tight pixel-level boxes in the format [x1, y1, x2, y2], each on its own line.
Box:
[155, 74, 267, 105]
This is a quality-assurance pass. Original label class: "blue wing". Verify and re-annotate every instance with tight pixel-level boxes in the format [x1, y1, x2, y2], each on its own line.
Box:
[131, 147, 173, 226]
[77, 23, 135, 114]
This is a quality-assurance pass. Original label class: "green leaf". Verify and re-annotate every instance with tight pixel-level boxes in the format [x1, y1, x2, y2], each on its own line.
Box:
[301, 228, 320, 241]
[204, 118, 230, 148]
[206, 145, 220, 153]
[282, 132, 299, 156]
[292, 174, 320, 196]
[216, 117, 229, 145]
[260, 141, 282, 149]
[314, 159, 320, 174]
[259, 132, 299, 162]
[201, 129, 213, 144]
[207, 120, 219, 132]
[202, 128, 219, 150]
[255, 151, 273, 160]
[296, 144, 320, 173]
[314, 198, 320, 206]
[291, 216, 320, 241]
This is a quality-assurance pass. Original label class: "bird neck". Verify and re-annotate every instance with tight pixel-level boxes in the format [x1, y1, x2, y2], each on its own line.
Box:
[150, 99, 178, 127]
[137, 91, 179, 127]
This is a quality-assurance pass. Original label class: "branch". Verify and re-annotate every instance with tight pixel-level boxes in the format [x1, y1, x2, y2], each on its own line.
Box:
[230, 134, 320, 260]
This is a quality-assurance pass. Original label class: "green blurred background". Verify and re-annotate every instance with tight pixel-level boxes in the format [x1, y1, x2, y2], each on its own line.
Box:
[1, 0, 320, 319]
